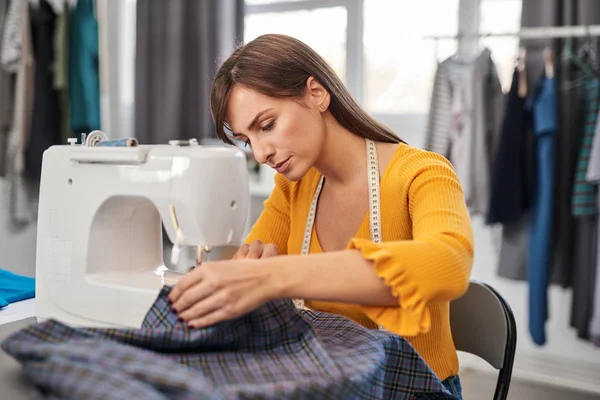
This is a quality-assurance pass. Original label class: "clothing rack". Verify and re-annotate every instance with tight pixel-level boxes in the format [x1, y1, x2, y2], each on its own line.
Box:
[424, 24, 600, 40]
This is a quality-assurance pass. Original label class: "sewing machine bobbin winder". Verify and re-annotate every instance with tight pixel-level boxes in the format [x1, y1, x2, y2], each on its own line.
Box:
[34, 134, 250, 329]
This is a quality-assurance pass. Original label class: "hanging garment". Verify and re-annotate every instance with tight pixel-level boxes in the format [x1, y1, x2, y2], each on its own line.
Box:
[526, 74, 558, 346]
[572, 81, 600, 215]
[487, 67, 531, 225]
[500, 65, 586, 286]
[1, 286, 459, 400]
[0, 0, 22, 72]
[29, 0, 78, 14]
[551, 78, 586, 288]
[570, 217, 597, 340]
[424, 48, 505, 216]
[496, 216, 530, 281]
[68, 0, 100, 136]
[586, 108, 600, 346]
[0, 0, 14, 177]
[25, 0, 62, 181]
[520, 0, 600, 294]
[53, 1, 71, 144]
[570, 80, 600, 340]
[4, 1, 37, 231]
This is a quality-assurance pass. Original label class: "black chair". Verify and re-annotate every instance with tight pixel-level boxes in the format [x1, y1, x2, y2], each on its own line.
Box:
[450, 281, 517, 400]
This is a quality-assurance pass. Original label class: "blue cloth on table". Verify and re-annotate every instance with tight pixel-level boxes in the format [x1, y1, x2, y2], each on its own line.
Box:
[0, 269, 35, 309]
[1, 286, 458, 400]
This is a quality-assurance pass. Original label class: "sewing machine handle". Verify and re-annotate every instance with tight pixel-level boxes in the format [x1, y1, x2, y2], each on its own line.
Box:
[69, 147, 148, 164]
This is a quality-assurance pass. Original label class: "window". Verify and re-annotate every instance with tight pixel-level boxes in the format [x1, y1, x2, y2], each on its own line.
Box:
[244, 0, 362, 99]
[245, 7, 349, 84]
[363, 0, 459, 115]
[243, 0, 523, 147]
[243, 0, 461, 146]
[479, 0, 523, 91]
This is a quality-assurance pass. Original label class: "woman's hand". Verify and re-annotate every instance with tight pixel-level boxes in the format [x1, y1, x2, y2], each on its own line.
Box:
[168, 258, 281, 328]
[232, 240, 279, 260]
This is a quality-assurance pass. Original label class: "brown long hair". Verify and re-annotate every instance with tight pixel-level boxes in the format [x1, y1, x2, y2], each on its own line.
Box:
[210, 34, 403, 145]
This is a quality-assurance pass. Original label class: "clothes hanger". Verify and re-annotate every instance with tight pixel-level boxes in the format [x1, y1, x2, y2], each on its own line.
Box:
[518, 46, 528, 97]
[561, 36, 595, 89]
[562, 36, 592, 75]
[544, 46, 555, 78]
[578, 26, 600, 76]
[433, 38, 440, 64]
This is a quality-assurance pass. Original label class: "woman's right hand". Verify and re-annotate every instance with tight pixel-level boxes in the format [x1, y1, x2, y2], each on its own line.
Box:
[232, 240, 280, 260]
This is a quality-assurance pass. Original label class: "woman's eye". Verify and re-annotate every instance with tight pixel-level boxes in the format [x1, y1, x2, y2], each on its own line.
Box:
[262, 120, 275, 131]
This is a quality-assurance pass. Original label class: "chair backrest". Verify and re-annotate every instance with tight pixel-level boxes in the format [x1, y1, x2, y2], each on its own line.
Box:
[449, 281, 513, 369]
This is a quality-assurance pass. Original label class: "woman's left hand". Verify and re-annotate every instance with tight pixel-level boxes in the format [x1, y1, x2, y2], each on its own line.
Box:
[168, 258, 280, 328]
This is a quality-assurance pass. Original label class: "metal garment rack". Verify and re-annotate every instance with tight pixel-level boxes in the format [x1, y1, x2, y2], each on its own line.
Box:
[423, 24, 600, 40]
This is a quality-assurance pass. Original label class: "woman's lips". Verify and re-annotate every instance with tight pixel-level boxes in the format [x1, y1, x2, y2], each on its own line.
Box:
[274, 157, 291, 173]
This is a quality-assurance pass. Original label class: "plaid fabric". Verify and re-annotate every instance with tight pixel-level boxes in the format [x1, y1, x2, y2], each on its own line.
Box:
[572, 79, 600, 216]
[2, 286, 458, 400]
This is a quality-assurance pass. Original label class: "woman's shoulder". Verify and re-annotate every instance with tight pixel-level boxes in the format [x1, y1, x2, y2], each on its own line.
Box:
[381, 143, 464, 208]
[270, 143, 457, 199]
[385, 142, 457, 181]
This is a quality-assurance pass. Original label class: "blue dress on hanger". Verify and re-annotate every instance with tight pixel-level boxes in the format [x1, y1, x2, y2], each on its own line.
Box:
[527, 74, 557, 346]
[68, 0, 100, 136]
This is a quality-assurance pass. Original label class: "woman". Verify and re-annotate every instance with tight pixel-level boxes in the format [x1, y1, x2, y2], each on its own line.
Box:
[169, 34, 473, 397]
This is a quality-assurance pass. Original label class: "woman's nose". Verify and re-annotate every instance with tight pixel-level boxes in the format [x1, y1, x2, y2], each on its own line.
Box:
[252, 142, 275, 165]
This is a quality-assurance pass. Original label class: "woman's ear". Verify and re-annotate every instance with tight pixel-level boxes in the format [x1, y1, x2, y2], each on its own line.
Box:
[306, 76, 330, 112]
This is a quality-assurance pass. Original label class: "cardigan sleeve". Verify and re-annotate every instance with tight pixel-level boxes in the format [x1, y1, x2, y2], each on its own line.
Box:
[243, 172, 292, 255]
[349, 152, 474, 336]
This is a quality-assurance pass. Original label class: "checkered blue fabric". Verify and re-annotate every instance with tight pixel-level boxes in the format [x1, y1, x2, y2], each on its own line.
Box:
[2, 286, 459, 400]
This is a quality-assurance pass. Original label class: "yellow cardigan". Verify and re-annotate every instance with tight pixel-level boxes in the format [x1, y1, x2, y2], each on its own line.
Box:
[244, 143, 474, 380]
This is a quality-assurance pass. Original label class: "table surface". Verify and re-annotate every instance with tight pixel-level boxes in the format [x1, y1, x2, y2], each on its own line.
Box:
[0, 300, 38, 398]
[0, 317, 41, 399]
[0, 299, 35, 326]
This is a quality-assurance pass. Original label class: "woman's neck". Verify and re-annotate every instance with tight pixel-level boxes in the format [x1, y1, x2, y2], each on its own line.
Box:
[313, 115, 368, 187]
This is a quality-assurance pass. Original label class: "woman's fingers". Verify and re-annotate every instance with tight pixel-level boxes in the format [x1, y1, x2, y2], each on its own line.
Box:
[262, 244, 279, 258]
[246, 240, 264, 259]
[178, 290, 225, 323]
[168, 267, 204, 304]
[187, 307, 231, 329]
[233, 241, 279, 260]
[185, 290, 242, 328]
[171, 279, 217, 314]
[232, 244, 249, 260]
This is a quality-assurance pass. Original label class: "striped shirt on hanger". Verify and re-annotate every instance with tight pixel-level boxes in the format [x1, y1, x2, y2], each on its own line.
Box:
[572, 79, 600, 216]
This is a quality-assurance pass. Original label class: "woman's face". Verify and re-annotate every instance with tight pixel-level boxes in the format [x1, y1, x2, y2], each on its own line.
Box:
[225, 82, 327, 182]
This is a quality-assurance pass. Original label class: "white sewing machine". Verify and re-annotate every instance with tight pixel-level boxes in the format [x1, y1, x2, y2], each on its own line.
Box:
[34, 137, 250, 329]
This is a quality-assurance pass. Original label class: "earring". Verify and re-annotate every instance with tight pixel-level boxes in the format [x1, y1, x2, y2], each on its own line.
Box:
[320, 104, 325, 111]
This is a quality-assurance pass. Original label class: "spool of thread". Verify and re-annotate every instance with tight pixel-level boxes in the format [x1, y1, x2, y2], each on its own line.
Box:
[97, 138, 139, 147]
[85, 130, 109, 146]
